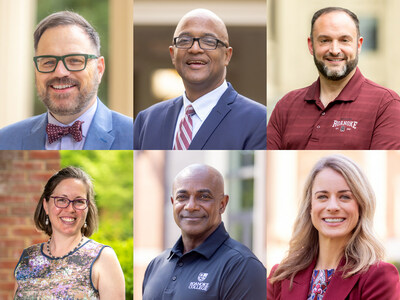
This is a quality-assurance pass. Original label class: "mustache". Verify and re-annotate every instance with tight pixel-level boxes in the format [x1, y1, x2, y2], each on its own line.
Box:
[323, 53, 346, 59]
[180, 214, 204, 218]
[46, 77, 80, 88]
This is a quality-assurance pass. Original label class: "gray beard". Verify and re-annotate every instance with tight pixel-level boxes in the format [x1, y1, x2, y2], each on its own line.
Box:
[40, 86, 97, 116]
[37, 76, 99, 116]
[314, 54, 358, 81]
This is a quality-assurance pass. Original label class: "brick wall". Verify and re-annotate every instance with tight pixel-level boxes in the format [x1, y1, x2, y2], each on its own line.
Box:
[0, 151, 60, 300]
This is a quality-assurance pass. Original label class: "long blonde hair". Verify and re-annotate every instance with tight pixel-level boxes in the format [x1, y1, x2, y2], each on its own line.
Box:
[269, 154, 384, 286]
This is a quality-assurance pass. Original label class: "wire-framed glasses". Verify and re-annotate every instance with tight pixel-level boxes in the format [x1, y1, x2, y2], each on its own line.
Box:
[173, 36, 228, 50]
[50, 196, 88, 210]
[33, 54, 98, 73]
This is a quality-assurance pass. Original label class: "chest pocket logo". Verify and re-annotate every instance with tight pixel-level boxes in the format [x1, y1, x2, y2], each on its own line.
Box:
[332, 119, 358, 132]
[198, 272, 208, 282]
[188, 272, 210, 291]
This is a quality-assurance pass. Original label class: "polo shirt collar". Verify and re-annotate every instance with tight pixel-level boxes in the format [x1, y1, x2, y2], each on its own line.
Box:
[168, 222, 229, 260]
[305, 67, 365, 103]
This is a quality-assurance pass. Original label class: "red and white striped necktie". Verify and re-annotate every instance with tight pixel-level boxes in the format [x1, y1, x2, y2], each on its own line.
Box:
[174, 105, 195, 150]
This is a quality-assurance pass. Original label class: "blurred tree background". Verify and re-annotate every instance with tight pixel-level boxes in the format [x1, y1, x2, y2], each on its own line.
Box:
[35, 0, 109, 114]
[61, 150, 133, 299]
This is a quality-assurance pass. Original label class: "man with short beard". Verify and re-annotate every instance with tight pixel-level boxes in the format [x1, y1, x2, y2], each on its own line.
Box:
[267, 7, 400, 150]
[0, 11, 133, 150]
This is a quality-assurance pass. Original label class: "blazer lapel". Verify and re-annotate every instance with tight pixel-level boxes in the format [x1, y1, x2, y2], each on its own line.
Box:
[189, 86, 236, 149]
[282, 260, 316, 299]
[161, 97, 183, 149]
[324, 258, 361, 299]
[84, 100, 115, 150]
[22, 113, 47, 150]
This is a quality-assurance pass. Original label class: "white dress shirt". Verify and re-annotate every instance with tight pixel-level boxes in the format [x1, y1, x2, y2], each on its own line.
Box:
[45, 100, 97, 150]
[172, 81, 228, 149]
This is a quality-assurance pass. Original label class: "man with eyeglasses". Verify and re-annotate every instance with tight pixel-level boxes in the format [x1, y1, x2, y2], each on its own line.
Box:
[133, 9, 266, 150]
[0, 11, 133, 150]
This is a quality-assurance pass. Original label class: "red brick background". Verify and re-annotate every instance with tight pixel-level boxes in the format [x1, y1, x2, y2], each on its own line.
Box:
[0, 151, 60, 300]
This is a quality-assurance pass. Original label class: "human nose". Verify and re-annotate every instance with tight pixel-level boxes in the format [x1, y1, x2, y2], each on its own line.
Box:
[53, 59, 71, 76]
[326, 196, 340, 211]
[188, 39, 204, 53]
[329, 40, 341, 56]
[64, 200, 77, 212]
[184, 195, 199, 211]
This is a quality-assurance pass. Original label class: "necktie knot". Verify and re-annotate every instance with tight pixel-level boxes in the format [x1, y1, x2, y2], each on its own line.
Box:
[185, 105, 195, 116]
[46, 120, 84, 144]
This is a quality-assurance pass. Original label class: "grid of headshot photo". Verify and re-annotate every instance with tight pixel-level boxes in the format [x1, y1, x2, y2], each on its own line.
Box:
[1, 0, 400, 299]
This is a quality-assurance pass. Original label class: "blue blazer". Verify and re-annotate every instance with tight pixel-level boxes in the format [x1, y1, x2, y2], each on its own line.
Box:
[134, 84, 266, 150]
[0, 99, 133, 150]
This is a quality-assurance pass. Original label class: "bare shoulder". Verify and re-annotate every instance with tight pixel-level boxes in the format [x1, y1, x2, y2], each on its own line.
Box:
[93, 246, 125, 299]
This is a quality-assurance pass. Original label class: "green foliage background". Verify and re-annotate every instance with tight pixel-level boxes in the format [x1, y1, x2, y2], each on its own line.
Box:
[61, 150, 133, 299]
[35, 0, 109, 114]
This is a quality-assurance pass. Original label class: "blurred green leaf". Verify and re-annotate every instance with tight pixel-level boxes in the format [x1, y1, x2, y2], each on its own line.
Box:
[60, 150, 133, 298]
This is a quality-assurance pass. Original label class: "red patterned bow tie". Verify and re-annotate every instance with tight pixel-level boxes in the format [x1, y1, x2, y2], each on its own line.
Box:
[46, 121, 84, 144]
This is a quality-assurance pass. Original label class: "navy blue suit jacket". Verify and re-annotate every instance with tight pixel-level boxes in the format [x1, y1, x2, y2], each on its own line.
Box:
[134, 84, 266, 150]
[0, 99, 133, 150]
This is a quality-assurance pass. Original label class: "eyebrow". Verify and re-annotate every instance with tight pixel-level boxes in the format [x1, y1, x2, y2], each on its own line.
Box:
[175, 188, 213, 194]
[178, 32, 218, 38]
[315, 189, 352, 194]
[317, 34, 353, 40]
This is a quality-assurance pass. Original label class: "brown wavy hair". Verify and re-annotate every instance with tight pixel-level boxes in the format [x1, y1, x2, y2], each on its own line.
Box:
[34, 166, 98, 237]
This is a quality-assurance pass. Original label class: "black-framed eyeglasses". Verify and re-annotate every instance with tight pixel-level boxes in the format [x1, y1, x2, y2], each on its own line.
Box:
[50, 196, 88, 210]
[33, 54, 98, 73]
[173, 36, 228, 50]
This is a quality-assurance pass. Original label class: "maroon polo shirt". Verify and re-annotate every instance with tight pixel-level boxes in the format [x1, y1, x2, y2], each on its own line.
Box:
[267, 68, 400, 149]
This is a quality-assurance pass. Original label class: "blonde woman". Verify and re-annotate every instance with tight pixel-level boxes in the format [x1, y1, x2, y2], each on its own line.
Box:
[268, 155, 400, 299]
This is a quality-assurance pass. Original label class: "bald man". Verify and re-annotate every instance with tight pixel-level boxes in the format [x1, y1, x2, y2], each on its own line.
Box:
[134, 9, 266, 150]
[142, 164, 266, 299]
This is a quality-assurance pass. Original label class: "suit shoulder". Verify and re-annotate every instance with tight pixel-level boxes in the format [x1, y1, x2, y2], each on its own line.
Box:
[231, 94, 266, 120]
[110, 110, 133, 127]
[137, 98, 179, 117]
[234, 93, 266, 109]
[0, 115, 45, 137]
[362, 261, 400, 279]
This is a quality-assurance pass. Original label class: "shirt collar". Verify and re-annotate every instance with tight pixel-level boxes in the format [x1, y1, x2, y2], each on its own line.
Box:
[47, 98, 98, 138]
[182, 81, 228, 121]
[305, 67, 365, 103]
[168, 222, 230, 260]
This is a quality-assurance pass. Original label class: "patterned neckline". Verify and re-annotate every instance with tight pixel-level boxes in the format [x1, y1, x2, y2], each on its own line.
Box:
[41, 239, 91, 260]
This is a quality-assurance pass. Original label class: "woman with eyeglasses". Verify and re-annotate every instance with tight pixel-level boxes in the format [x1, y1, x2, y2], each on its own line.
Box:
[267, 155, 400, 299]
[14, 166, 125, 299]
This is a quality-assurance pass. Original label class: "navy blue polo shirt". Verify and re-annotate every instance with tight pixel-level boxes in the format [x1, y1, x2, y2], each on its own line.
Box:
[142, 222, 266, 300]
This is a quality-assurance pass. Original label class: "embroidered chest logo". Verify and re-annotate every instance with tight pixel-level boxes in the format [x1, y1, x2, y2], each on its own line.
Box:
[188, 272, 210, 291]
[332, 119, 358, 132]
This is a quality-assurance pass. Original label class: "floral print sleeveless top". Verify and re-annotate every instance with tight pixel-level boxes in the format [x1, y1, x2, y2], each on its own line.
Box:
[14, 239, 109, 299]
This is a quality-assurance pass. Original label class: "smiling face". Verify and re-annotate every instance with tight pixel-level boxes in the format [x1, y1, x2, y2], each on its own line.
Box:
[35, 25, 105, 123]
[169, 10, 232, 100]
[311, 168, 359, 245]
[171, 165, 228, 247]
[43, 178, 88, 237]
[308, 11, 363, 81]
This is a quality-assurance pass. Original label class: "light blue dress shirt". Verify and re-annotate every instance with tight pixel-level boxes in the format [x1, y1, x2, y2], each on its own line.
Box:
[45, 100, 97, 150]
